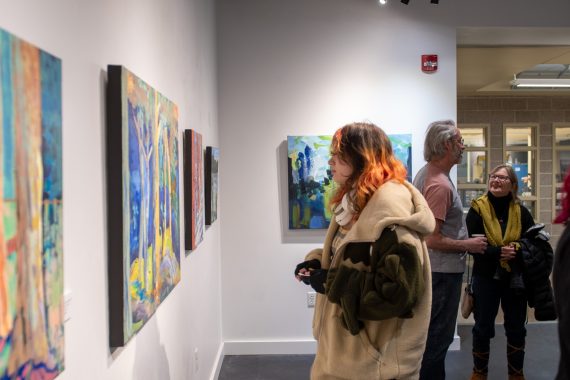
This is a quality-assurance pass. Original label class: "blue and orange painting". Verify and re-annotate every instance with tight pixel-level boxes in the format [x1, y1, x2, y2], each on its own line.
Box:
[121, 67, 181, 343]
[287, 134, 412, 229]
[1, 28, 64, 379]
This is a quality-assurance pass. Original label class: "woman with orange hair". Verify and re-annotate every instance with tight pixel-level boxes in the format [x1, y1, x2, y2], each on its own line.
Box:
[294, 122, 436, 379]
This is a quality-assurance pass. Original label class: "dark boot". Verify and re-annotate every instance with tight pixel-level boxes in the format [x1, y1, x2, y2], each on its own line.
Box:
[472, 337, 490, 378]
[471, 350, 489, 378]
[507, 341, 525, 379]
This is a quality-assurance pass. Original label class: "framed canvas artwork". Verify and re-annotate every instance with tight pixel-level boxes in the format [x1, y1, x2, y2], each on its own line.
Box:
[205, 146, 219, 225]
[287, 135, 335, 229]
[183, 130, 204, 250]
[106, 65, 181, 347]
[389, 134, 412, 182]
[1, 28, 64, 378]
[287, 133, 412, 229]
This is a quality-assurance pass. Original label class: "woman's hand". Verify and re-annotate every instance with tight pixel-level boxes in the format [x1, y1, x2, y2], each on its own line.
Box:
[500, 245, 517, 261]
[294, 259, 321, 284]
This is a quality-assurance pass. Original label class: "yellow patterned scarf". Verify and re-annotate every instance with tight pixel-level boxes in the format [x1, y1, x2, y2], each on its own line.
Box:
[471, 194, 522, 247]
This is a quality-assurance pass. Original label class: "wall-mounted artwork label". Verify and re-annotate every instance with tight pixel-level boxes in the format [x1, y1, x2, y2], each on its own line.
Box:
[287, 134, 412, 229]
[183, 130, 204, 250]
[205, 146, 219, 226]
[106, 65, 181, 347]
[0, 28, 64, 379]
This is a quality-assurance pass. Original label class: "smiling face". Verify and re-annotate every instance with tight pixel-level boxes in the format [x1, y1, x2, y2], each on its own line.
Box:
[488, 167, 513, 198]
[328, 154, 354, 185]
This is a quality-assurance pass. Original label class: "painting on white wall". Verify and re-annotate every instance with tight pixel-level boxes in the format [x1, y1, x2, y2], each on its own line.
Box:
[287, 133, 412, 229]
[106, 65, 181, 347]
[1, 27, 64, 378]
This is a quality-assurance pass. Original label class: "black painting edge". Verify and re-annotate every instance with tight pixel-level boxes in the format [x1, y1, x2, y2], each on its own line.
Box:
[106, 65, 125, 347]
[205, 146, 213, 225]
[183, 129, 193, 251]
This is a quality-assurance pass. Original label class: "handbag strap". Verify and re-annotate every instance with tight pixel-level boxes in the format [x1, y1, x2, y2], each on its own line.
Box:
[466, 254, 472, 286]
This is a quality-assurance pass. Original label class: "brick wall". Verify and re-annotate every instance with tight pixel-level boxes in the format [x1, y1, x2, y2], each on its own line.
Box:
[458, 96, 570, 246]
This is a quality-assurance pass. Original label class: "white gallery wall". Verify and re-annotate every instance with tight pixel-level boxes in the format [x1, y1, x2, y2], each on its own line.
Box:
[217, 0, 570, 354]
[0, 0, 221, 379]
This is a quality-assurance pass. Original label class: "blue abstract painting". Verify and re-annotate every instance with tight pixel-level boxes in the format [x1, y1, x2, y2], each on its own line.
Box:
[287, 134, 412, 229]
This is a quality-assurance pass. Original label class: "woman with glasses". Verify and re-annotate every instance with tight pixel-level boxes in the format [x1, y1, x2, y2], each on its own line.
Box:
[465, 164, 535, 380]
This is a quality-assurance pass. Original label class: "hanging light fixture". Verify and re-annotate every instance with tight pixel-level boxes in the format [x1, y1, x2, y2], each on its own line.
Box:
[431, 0, 439, 3]
[401, 0, 409, 4]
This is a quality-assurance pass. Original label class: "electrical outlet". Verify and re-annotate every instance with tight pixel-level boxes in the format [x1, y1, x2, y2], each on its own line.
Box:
[307, 292, 316, 308]
[64, 290, 72, 323]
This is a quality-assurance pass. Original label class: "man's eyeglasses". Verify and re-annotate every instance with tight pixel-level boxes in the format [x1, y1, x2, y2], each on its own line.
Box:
[452, 136, 464, 145]
[488, 174, 510, 182]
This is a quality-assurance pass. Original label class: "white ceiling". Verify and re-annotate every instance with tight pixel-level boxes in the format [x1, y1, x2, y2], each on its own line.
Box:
[457, 27, 570, 95]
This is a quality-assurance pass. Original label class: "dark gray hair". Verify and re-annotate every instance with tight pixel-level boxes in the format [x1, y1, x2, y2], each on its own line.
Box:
[423, 119, 457, 162]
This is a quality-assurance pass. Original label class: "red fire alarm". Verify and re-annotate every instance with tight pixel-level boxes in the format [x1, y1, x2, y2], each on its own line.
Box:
[421, 54, 438, 73]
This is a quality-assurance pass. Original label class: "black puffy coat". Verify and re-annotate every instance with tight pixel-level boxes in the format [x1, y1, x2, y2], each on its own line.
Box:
[517, 224, 557, 321]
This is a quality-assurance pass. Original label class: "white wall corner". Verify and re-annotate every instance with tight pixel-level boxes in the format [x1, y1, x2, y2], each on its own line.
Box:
[209, 342, 226, 380]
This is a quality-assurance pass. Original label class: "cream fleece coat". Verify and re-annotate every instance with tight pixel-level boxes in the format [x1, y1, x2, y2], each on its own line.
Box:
[305, 181, 435, 380]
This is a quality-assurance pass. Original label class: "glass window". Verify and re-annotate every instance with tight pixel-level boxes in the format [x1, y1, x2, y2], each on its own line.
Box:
[458, 125, 489, 214]
[555, 127, 570, 146]
[506, 127, 534, 147]
[521, 200, 536, 219]
[462, 128, 486, 148]
[458, 151, 487, 185]
[505, 150, 535, 197]
[459, 188, 486, 212]
[556, 150, 570, 183]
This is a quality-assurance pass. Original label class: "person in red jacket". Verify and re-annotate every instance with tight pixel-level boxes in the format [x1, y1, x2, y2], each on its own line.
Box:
[553, 167, 570, 380]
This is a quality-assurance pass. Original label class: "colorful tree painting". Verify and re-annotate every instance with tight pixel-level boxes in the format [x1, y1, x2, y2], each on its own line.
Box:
[107, 66, 180, 346]
[0, 28, 64, 379]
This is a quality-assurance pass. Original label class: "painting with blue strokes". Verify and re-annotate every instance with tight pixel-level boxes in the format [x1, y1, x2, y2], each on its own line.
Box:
[389, 134, 413, 182]
[287, 134, 412, 229]
[106, 65, 181, 347]
[1, 28, 64, 379]
[287, 136, 335, 229]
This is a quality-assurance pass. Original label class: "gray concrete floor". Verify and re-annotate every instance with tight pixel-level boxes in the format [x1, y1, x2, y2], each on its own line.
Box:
[218, 323, 560, 379]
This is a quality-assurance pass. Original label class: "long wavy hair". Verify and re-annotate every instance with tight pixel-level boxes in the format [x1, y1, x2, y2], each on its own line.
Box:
[329, 122, 407, 217]
[554, 167, 570, 224]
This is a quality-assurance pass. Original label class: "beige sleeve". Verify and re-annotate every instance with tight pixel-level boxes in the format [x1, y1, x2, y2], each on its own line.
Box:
[305, 248, 323, 262]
